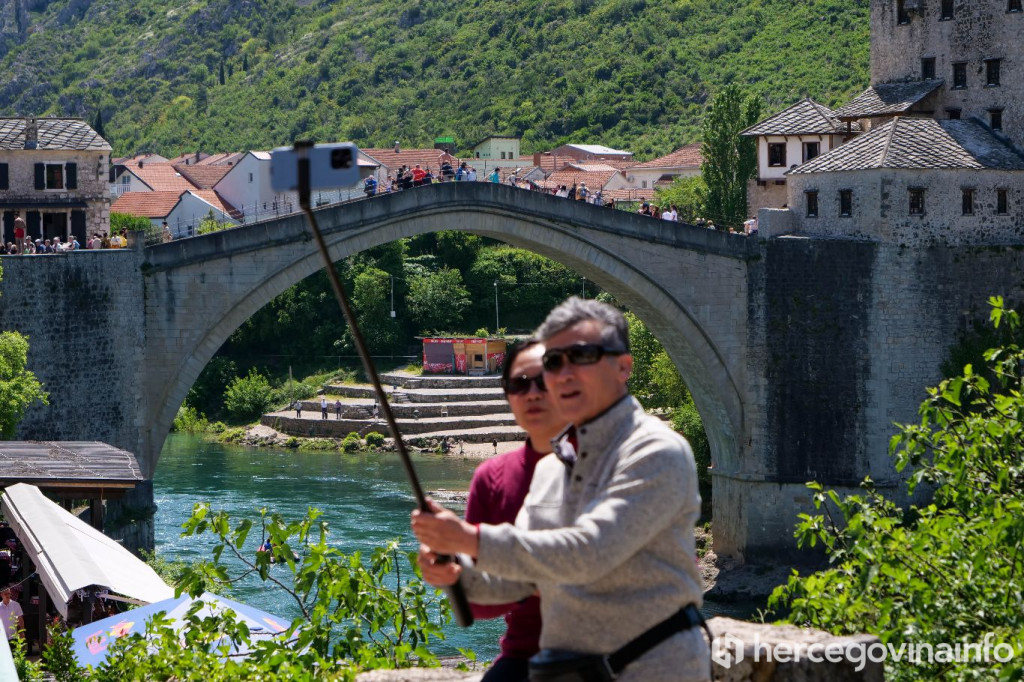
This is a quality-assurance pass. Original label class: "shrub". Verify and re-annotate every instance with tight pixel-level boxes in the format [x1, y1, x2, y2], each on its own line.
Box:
[475, 327, 489, 337]
[172, 405, 210, 434]
[365, 432, 385, 448]
[218, 427, 245, 443]
[671, 397, 710, 488]
[223, 369, 274, 421]
[301, 438, 337, 451]
[342, 433, 362, 452]
[284, 436, 300, 449]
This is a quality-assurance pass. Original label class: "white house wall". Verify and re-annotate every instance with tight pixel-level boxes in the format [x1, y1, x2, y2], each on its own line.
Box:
[757, 135, 837, 180]
[165, 193, 237, 238]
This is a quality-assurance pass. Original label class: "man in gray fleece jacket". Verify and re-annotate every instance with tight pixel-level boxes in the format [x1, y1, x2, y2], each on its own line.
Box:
[413, 297, 710, 681]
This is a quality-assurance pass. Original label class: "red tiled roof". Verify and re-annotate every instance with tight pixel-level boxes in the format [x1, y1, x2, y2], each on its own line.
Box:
[113, 153, 168, 165]
[632, 143, 703, 170]
[175, 164, 234, 189]
[195, 152, 244, 166]
[124, 162, 198, 192]
[539, 167, 620, 190]
[601, 188, 656, 203]
[362, 148, 452, 175]
[190, 190, 240, 217]
[166, 152, 210, 165]
[110, 191, 182, 218]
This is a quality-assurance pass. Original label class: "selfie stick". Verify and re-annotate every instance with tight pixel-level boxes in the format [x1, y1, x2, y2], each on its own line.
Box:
[292, 142, 473, 627]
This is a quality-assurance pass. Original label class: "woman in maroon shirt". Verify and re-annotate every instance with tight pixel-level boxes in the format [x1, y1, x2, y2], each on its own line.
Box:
[463, 340, 566, 681]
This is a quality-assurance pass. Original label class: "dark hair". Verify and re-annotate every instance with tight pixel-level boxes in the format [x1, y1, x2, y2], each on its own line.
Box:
[534, 297, 630, 352]
[501, 339, 541, 392]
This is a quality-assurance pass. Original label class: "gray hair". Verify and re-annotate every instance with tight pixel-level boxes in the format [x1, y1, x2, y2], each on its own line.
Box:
[534, 297, 630, 352]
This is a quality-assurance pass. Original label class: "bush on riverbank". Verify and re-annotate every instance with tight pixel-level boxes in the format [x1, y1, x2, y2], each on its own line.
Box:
[172, 406, 228, 435]
[767, 297, 1024, 681]
[224, 369, 275, 421]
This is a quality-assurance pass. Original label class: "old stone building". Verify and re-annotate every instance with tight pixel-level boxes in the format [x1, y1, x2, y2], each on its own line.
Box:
[742, 99, 861, 214]
[754, 0, 1024, 244]
[0, 117, 111, 245]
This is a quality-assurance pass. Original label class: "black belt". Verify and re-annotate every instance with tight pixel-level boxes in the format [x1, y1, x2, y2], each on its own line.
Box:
[607, 603, 710, 674]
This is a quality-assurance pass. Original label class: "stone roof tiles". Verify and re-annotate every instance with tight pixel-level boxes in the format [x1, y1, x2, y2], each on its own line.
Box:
[0, 118, 110, 151]
[832, 80, 944, 119]
[790, 117, 1024, 173]
[742, 99, 859, 136]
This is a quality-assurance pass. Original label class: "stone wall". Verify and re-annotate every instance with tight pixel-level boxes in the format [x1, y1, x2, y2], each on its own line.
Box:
[871, 0, 1024, 147]
[0, 249, 144, 448]
[787, 168, 1024, 245]
[746, 179, 789, 217]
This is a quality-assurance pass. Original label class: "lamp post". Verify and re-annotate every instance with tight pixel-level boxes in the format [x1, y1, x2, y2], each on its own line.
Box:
[390, 275, 396, 318]
[494, 281, 499, 331]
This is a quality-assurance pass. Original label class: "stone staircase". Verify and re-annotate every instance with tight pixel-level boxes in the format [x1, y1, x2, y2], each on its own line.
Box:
[263, 372, 524, 445]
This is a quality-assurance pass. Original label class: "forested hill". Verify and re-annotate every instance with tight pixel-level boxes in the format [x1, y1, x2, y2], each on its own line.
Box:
[0, 0, 868, 159]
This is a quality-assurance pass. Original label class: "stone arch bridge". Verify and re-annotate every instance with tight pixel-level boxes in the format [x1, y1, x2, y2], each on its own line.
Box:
[2, 182, 1021, 561]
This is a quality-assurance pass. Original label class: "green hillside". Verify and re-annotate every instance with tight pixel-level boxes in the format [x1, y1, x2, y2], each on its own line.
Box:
[0, 0, 869, 159]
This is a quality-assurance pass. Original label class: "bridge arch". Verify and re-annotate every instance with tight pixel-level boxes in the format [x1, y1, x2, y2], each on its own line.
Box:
[142, 183, 754, 518]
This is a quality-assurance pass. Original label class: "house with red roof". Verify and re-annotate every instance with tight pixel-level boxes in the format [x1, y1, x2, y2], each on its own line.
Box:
[111, 189, 238, 237]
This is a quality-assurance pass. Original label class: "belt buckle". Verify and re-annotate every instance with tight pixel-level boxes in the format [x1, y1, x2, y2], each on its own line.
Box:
[602, 655, 618, 680]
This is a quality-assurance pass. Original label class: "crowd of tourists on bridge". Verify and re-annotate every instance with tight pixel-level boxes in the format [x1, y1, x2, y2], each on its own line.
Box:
[3, 211, 133, 255]
[362, 151, 758, 235]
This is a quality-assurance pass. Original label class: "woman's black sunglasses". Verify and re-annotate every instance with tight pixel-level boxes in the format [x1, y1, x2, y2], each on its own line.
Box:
[541, 344, 626, 372]
[503, 373, 547, 395]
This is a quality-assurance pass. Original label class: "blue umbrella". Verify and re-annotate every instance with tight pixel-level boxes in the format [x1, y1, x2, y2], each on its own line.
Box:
[71, 592, 290, 668]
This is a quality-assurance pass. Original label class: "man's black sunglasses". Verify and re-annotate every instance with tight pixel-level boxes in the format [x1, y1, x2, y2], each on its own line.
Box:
[503, 373, 547, 395]
[542, 344, 627, 372]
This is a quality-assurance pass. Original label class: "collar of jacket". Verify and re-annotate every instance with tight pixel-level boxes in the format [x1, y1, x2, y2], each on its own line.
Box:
[550, 393, 635, 469]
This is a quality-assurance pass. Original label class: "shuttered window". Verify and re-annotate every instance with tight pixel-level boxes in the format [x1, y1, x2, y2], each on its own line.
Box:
[0, 163, 8, 190]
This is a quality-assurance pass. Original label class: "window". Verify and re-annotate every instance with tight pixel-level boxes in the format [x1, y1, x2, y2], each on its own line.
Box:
[839, 190, 852, 216]
[1010, 0, 1022, 12]
[768, 143, 787, 167]
[806, 191, 819, 218]
[897, 0, 910, 23]
[909, 188, 926, 215]
[248, 172, 253, 183]
[985, 58, 1001, 86]
[940, 0, 954, 19]
[952, 62, 968, 88]
[947, 108, 962, 119]
[962, 188, 974, 215]
[46, 164, 64, 189]
[921, 57, 936, 79]
[0, 163, 7, 191]
[997, 189, 1009, 214]
[120, 174, 130, 185]
[990, 109, 1004, 131]
[803, 141, 820, 162]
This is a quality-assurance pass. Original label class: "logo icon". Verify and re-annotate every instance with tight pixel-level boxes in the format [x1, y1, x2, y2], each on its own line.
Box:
[711, 634, 745, 669]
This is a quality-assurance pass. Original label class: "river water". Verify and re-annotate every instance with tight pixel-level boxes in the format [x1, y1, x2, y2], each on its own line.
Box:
[154, 433, 753, 661]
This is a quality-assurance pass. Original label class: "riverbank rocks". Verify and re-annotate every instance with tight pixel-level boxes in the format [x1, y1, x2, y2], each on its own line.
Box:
[353, 618, 883, 682]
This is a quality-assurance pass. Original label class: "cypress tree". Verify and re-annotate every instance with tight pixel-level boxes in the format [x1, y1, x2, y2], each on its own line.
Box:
[93, 109, 105, 138]
[700, 85, 762, 231]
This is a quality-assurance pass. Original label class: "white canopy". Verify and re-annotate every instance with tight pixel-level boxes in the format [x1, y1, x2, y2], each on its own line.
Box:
[1, 483, 173, 618]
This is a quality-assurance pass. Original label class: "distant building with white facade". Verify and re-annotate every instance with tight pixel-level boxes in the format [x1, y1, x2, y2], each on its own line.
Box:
[551, 143, 633, 162]
[472, 136, 521, 161]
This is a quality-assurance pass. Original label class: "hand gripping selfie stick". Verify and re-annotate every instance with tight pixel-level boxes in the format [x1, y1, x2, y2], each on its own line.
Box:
[289, 141, 474, 627]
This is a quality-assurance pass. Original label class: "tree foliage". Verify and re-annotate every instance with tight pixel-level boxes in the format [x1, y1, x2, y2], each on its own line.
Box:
[0, 330, 49, 438]
[653, 175, 707, 224]
[407, 267, 471, 333]
[0, 0, 868, 161]
[223, 368, 274, 421]
[767, 296, 1024, 682]
[700, 84, 762, 230]
[58, 505, 456, 681]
